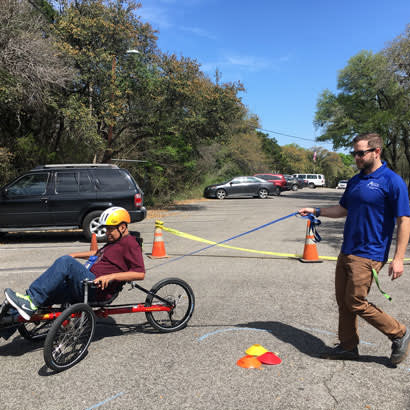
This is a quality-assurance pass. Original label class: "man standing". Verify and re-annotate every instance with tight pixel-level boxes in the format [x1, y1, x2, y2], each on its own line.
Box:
[299, 133, 410, 364]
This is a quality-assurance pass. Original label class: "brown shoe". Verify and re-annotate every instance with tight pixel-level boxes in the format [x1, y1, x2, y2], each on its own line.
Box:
[320, 344, 359, 360]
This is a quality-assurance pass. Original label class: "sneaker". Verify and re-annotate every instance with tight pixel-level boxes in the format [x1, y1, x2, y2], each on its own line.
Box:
[4, 289, 37, 320]
[390, 329, 410, 365]
[320, 344, 359, 360]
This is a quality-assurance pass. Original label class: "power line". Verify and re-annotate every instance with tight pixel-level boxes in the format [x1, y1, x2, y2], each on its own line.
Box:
[256, 127, 333, 145]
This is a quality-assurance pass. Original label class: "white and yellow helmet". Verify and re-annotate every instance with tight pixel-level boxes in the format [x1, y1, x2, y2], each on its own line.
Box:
[98, 207, 131, 227]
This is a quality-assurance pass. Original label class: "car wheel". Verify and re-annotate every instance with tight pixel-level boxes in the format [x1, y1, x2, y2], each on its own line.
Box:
[308, 183, 315, 189]
[272, 186, 281, 196]
[258, 188, 269, 199]
[291, 184, 298, 191]
[82, 210, 106, 242]
[216, 189, 226, 200]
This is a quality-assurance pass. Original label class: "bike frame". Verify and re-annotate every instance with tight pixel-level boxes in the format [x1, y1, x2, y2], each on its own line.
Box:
[0, 281, 173, 328]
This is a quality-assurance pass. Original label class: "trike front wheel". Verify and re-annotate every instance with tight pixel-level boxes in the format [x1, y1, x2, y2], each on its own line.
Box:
[43, 303, 95, 372]
[145, 278, 195, 333]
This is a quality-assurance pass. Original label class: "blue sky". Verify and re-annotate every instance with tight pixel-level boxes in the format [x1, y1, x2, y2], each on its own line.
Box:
[137, 0, 409, 151]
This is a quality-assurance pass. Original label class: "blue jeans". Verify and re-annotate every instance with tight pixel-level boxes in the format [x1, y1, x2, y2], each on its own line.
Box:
[27, 256, 96, 306]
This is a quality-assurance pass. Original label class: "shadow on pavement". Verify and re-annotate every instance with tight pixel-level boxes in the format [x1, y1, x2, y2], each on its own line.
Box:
[0, 332, 44, 357]
[0, 230, 86, 245]
[93, 316, 161, 340]
[237, 321, 393, 368]
[152, 201, 209, 212]
[280, 189, 343, 201]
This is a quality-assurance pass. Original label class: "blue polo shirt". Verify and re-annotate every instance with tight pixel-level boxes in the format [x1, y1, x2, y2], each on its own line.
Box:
[340, 162, 410, 261]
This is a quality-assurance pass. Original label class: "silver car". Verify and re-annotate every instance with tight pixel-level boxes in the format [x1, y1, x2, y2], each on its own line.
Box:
[203, 176, 278, 199]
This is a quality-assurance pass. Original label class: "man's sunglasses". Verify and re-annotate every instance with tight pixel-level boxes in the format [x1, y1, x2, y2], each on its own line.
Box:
[350, 148, 376, 158]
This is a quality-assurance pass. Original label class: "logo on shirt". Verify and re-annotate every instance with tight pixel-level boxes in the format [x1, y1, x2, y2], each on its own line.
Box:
[367, 181, 381, 191]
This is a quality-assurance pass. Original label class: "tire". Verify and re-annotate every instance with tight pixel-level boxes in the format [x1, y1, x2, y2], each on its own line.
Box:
[291, 184, 298, 191]
[18, 321, 53, 341]
[272, 186, 281, 196]
[258, 188, 269, 199]
[43, 303, 95, 372]
[308, 183, 315, 189]
[82, 210, 106, 242]
[145, 278, 195, 333]
[216, 189, 226, 200]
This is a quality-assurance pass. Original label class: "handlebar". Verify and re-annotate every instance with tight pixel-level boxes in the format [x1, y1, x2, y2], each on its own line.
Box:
[82, 279, 98, 287]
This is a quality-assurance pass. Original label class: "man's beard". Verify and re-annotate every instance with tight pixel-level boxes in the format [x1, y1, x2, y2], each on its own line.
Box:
[357, 158, 374, 173]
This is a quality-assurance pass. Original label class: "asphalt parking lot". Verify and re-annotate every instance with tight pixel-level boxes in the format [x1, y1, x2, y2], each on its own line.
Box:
[0, 188, 409, 410]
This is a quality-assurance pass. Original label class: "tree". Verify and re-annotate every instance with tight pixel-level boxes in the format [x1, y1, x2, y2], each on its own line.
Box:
[0, 0, 76, 170]
[314, 47, 410, 187]
[257, 131, 284, 172]
[0, 0, 72, 107]
[279, 144, 311, 174]
[53, 0, 158, 163]
[319, 150, 355, 187]
[384, 24, 410, 185]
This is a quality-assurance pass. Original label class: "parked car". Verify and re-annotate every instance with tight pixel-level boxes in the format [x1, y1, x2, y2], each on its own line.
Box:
[336, 180, 348, 189]
[204, 176, 279, 199]
[283, 175, 306, 191]
[253, 173, 286, 195]
[293, 173, 326, 188]
[0, 164, 146, 241]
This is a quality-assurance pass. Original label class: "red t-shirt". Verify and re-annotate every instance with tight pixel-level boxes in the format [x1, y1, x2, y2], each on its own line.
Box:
[90, 234, 145, 299]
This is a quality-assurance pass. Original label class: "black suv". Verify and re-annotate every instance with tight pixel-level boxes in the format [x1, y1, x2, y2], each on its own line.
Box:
[0, 164, 146, 240]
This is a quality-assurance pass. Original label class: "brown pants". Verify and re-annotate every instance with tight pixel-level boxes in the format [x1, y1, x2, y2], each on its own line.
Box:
[335, 253, 406, 350]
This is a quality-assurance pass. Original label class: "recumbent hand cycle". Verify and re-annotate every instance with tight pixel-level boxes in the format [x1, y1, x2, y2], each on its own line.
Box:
[0, 276, 195, 372]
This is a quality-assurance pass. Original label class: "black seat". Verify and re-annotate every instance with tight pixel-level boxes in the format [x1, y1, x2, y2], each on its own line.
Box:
[88, 292, 120, 307]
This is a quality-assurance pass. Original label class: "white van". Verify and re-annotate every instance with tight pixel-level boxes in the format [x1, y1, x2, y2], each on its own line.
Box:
[293, 173, 325, 188]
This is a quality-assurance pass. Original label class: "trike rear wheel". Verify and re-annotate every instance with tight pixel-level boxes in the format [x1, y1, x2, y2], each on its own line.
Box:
[145, 278, 195, 333]
[43, 303, 95, 372]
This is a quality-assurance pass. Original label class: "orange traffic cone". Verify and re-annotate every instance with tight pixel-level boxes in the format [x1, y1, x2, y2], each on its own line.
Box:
[148, 221, 168, 259]
[90, 233, 98, 252]
[299, 220, 322, 263]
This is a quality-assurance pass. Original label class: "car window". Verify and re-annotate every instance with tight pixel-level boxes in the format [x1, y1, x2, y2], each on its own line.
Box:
[246, 177, 261, 183]
[256, 175, 270, 180]
[56, 172, 79, 193]
[55, 171, 94, 193]
[93, 169, 134, 191]
[79, 171, 94, 192]
[7, 173, 49, 196]
[307, 175, 317, 179]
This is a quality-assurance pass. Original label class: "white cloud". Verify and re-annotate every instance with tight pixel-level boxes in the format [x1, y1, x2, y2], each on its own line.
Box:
[179, 26, 216, 40]
[138, 3, 216, 40]
[137, 6, 172, 29]
[201, 54, 271, 74]
[279, 54, 291, 63]
[226, 55, 271, 71]
[158, 0, 205, 4]
[200, 52, 292, 75]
